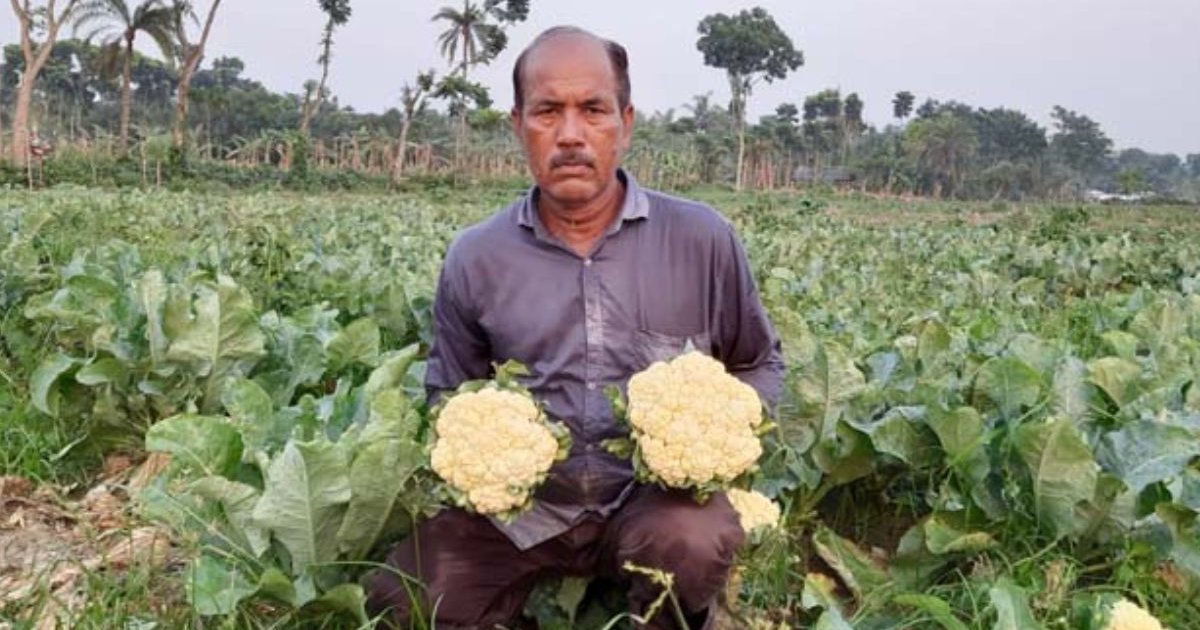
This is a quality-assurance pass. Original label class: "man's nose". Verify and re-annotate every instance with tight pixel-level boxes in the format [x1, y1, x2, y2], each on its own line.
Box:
[555, 109, 584, 146]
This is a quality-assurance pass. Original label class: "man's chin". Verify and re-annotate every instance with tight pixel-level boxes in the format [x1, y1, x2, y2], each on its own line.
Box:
[540, 180, 601, 206]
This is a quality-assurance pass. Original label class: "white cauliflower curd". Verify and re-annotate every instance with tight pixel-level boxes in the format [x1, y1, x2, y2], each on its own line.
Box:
[624, 351, 765, 492]
[726, 488, 781, 533]
[1104, 599, 1165, 630]
[430, 386, 567, 516]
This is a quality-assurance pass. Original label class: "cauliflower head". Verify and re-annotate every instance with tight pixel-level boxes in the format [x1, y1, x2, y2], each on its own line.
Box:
[430, 387, 562, 515]
[626, 351, 764, 489]
[726, 488, 781, 533]
[1104, 599, 1165, 630]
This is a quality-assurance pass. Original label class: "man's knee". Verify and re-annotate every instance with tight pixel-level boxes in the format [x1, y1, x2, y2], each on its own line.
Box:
[615, 491, 745, 608]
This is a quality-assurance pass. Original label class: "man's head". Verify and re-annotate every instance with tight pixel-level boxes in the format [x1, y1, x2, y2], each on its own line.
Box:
[511, 27, 634, 210]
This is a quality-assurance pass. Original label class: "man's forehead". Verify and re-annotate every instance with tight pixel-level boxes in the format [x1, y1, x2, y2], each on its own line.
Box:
[522, 34, 615, 84]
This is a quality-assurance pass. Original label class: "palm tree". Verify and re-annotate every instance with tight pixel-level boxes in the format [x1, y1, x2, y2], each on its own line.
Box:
[432, 1, 490, 80]
[74, 0, 177, 152]
[299, 0, 351, 134]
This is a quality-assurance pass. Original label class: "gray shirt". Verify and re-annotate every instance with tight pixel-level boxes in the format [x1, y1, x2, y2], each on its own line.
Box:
[425, 170, 785, 550]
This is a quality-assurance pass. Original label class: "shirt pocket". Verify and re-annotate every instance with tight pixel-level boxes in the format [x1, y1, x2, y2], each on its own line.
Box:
[632, 329, 713, 370]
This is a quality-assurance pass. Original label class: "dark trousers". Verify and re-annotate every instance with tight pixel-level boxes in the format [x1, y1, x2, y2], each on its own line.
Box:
[364, 486, 745, 630]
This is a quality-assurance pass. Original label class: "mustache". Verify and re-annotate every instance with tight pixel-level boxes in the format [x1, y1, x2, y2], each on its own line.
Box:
[550, 151, 595, 169]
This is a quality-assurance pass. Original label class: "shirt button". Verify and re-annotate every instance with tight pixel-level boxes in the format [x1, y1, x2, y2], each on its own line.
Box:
[587, 381, 596, 390]
[586, 443, 597, 452]
[583, 258, 593, 267]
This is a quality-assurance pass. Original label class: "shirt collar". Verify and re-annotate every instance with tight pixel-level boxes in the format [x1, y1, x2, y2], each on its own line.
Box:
[517, 168, 650, 234]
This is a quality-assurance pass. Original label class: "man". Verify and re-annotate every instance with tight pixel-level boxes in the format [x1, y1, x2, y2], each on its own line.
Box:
[366, 26, 784, 630]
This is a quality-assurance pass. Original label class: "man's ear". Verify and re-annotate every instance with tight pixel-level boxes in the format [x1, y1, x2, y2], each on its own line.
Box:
[510, 107, 523, 137]
[620, 103, 635, 151]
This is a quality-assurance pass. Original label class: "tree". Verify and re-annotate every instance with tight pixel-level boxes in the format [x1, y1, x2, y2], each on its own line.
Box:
[892, 90, 914, 121]
[8, 0, 83, 166]
[904, 113, 979, 198]
[168, 0, 222, 151]
[1049, 105, 1112, 183]
[74, 0, 177, 152]
[696, 7, 802, 190]
[432, 0, 528, 79]
[393, 69, 434, 181]
[299, 0, 351, 134]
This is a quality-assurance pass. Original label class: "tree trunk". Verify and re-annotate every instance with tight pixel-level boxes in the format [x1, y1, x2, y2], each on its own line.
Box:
[300, 17, 334, 134]
[10, 0, 76, 166]
[119, 33, 134, 153]
[11, 79, 35, 165]
[735, 107, 745, 191]
[173, 0, 222, 150]
[392, 117, 412, 181]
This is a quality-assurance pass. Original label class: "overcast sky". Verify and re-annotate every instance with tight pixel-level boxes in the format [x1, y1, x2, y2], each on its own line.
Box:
[5, 0, 1198, 155]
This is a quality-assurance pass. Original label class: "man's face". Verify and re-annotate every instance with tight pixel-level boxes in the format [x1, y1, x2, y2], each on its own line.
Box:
[512, 36, 634, 208]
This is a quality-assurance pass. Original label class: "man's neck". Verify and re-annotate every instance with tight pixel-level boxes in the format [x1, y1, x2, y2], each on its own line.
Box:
[538, 177, 626, 257]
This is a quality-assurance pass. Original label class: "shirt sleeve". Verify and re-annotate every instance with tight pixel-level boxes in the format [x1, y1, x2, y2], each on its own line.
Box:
[713, 225, 786, 413]
[424, 255, 492, 404]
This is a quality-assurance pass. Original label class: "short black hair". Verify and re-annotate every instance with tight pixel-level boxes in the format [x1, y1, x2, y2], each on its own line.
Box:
[511, 26, 631, 112]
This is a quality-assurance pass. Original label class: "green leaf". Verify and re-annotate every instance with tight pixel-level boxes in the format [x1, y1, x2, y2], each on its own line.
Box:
[1087, 357, 1142, 408]
[1052, 357, 1092, 423]
[811, 422, 875, 485]
[893, 593, 970, 630]
[146, 415, 243, 477]
[1180, 468, 1200, 512]
[325, 317, 381, 372]
[1098, 421, 1200, 495]
[801, 572, 842, 613]
[987, 578, 1041, 630]
[187, 554, 256, 616]
[252, 439, 351, 575]
[1014, 418, 1098, 538]
[924, 513, 996, 554]
[853, 406, 938, 468]
[255, 567, 300, 606]
[222, 378, 294, 456]
[812, 525, 890, 601]
[304, 584, 368, 625]
[191, 476, 269, 558]
[974, 356, 1042, 417]
[1099, 331, 1139, 360]
[554, 576, 590, 624]
[363, 345, 421, 400]
[139, 270, 170, 365]
[1008, 333, 1060, 375]
[165, 273, 266, 412]
[336, 438, 424, 559]
[75, 357, 127, 386]
[363, 388, 420, 443]
[1131, 299, 1187, 362]
[30, 353, 79, 416]
[917, 320, 952, 371]
[1157, 504, 1200, 576]
[797, 341, 866, 443]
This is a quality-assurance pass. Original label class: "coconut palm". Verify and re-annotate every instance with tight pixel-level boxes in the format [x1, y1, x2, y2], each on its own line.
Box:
[432, 0, 490, 80]
[74, 0, 178, 152]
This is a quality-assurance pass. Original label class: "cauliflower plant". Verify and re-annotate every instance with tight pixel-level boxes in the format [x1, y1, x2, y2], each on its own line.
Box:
[431, 375, 569, 517]
[615, 351, 766, 495]
[726, 488, 781, 533]
[1103, 599, 1165, 630]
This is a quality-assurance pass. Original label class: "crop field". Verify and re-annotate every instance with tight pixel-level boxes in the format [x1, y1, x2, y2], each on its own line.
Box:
[1, 186, 1199, 629]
